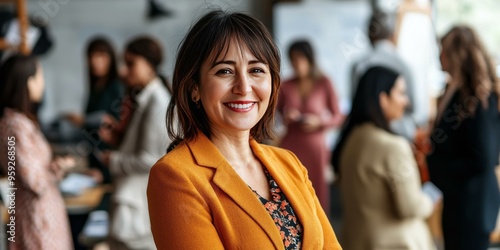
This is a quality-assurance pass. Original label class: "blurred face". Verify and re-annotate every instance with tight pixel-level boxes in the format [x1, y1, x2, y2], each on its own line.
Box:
[122, 52, 155, 87]
[290, 51, 311, 78]
[194, 40, 272, 136]
[27, 64, 45, 102]
[380, 76, 409, 121]
[89, 51, 111, 78]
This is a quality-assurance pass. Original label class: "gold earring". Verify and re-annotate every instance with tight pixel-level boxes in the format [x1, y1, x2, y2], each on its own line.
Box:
[193, 98, 200, 109]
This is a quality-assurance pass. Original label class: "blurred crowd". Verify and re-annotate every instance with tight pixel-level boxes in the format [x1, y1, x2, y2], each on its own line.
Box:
[0, 2, 499, 250]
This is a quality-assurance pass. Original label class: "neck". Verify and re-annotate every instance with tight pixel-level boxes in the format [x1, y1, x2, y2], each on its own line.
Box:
[93, 76, 109, 89]
[297, 74, 314, 83]
[373, 39, 395, 48]
[144, 75, 158, 87]
[209, 130, 255, 171]
[132, 75, 156, 89]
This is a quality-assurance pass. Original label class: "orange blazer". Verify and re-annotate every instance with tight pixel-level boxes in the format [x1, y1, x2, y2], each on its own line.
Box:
[147, 132, 342, 249]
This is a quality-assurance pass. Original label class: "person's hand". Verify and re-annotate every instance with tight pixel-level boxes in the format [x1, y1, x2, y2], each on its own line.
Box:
[422, 181, 442, 206]
[51, 156, 76, 180]
[301, 113, 322, 132]
[84, 168, 104, 184]
[64, 113, 84, 127]
[99, 114, 119, 146]
[284, 108, 301, 124]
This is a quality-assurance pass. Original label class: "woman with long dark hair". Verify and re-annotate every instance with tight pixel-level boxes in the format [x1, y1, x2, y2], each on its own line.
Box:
[65, 37, 123, 128]
[0, 55, 73, 250]
[332, 66, 434, 250]
[428, 25, 500, 250]
[62, 37, 124, 185]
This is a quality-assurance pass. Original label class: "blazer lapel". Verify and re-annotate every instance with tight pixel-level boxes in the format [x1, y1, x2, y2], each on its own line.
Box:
[187, 133, 283, 249]
[251, 140, 319, 248]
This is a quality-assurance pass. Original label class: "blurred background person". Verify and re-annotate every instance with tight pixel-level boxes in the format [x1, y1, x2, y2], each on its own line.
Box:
[428, 25, 500, 250]
[349, 9, 433, 185]
[98, 36, 171, 250]
[350, 10, 417, 141]
[64, 36, 124, 185]
[59, 36, 124, 250]
[148, 11, 341, 249]
[277, 40, 344, 213]
[0, 55, 74, 250]
[332, 66, 436, 250]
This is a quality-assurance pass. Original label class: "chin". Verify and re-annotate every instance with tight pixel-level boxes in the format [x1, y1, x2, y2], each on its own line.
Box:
[226, 122, 259, 133]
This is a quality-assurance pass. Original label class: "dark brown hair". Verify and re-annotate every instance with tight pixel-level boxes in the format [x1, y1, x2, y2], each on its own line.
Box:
[86, 37, 119, 90]
[167, 10, 281, 147]
[0, 55, 38, 119]
[288, 39, 322, 79]
[332, 66, 400, 174]
[441, 25, 500, 115]
[125, 36, 172, 93]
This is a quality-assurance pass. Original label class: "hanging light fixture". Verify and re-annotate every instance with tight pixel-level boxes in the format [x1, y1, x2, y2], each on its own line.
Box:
[147, 0, 173, 21]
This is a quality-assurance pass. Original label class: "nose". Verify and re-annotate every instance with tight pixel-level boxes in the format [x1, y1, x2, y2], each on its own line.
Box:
[233, 72, 252, 95]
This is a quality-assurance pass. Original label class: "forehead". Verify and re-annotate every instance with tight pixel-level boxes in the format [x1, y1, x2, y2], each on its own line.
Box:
[205, 36, 265, 65]
[394, 76, 406, 88]
[290, 50, 308, 59]
[124, 52, 143, 61]
[90, 51, 110, 57]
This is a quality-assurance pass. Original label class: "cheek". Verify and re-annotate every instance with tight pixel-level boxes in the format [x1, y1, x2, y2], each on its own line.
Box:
[125, 67, 136, 80]
[396, 96, 407, 113]
[130, 65, 147, 78]
[297, 62, 308, 73]
[258, 79, 272, 103]
[124, 67, 141, 86]
[98, 61, 110, 73]
[198, 81, 225, 112]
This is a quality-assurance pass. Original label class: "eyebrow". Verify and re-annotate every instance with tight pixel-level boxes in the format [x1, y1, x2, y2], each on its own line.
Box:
[210, 60, 266, 69]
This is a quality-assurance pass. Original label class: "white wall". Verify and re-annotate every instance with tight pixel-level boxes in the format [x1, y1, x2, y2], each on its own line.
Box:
[29, 0, 258, 124]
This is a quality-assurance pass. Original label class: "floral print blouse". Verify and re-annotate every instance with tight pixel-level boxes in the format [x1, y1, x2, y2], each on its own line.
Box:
[250, 168, 303, 249]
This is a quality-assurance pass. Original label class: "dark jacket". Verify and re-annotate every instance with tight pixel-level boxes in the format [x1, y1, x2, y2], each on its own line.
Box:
[428, 92, 500, 245]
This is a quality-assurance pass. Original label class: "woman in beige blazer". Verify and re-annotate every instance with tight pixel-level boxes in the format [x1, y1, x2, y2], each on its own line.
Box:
[99, 37, 171, 250]
[332, 66, 435, 250]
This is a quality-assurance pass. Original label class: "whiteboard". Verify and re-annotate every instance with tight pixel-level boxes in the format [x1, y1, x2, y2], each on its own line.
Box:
[274, 1, 371, 113]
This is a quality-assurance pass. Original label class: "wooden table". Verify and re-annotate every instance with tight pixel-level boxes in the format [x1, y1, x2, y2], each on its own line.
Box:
[64, 185, 112, 214]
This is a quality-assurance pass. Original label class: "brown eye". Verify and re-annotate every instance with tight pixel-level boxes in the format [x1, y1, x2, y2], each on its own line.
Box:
[250, 68, 265, 74]
[216, 69, 232, 75]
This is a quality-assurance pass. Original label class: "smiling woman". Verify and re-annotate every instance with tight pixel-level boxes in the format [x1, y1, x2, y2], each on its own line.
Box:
[147, 10, 342, 250]
[194, 39, 272, 138]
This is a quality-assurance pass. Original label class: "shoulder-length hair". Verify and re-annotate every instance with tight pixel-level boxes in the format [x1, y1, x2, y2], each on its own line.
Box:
[331, 66, 400, 174]
[86, 37, 119, 90]
[0, 55, 38, 119]
[166, 10, 281, 146]
[288, 39, 322, 80]
[441, 25, 500, 115]
[124, 36, 172, 94]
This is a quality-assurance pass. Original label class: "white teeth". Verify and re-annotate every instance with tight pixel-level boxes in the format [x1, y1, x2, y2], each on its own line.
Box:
[227, 103, 253, 109]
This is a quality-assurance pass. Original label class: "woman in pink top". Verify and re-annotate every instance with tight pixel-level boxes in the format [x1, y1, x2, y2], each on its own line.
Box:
[278, 40, 344, 213]
[0, 55, 73, 250]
